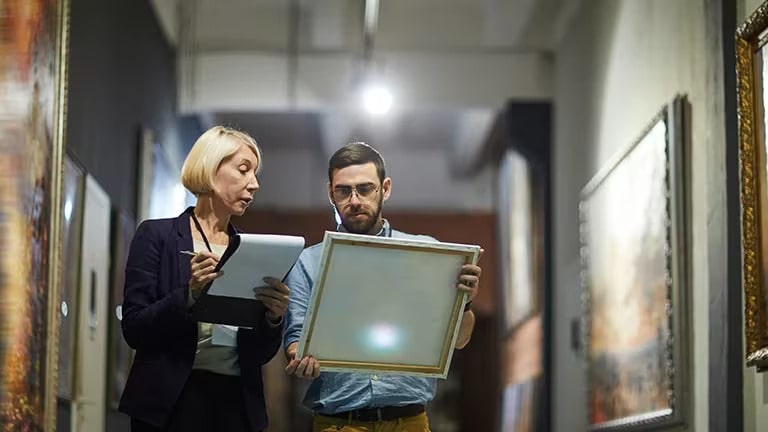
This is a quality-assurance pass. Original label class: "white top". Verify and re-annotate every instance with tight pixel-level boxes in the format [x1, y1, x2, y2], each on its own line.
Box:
[189, 240, 241, 376]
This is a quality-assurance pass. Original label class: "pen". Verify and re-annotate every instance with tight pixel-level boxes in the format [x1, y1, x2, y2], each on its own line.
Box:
[179, 250, 197, 257]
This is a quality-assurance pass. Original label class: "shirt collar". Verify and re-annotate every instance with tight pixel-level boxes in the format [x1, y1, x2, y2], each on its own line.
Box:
[337, 218, 391, 237]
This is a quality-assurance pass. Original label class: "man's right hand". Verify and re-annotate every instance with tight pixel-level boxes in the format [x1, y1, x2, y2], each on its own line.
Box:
[285, 342, 321, 379]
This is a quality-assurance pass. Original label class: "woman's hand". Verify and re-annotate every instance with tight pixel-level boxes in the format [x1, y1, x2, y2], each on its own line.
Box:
[188, 251, 222, 299]
[253, 277, 290, 321]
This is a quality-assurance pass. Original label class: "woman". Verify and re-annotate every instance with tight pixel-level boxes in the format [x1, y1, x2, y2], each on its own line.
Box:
[118, 126, 289, 432]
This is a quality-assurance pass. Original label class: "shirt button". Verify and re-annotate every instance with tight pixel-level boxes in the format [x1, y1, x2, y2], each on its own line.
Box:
[372, 375, 378, 381]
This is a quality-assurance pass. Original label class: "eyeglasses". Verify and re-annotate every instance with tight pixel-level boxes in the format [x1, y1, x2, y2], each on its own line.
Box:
[332, 183, 379, 202]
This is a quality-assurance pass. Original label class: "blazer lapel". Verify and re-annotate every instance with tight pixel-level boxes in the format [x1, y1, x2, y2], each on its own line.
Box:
[176, 207, 194, 286]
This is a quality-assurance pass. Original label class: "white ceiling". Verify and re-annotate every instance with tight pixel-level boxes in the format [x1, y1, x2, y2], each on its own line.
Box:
[151, 0, 578, 53]
[149, 0, 576, 196]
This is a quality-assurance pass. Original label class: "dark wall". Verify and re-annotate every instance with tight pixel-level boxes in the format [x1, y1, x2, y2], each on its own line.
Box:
[66, 0, 179, 217]
[62, 1, 178, 429]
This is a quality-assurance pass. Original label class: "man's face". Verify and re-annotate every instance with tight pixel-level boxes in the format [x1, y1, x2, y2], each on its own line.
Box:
[329, 162, 391, 235]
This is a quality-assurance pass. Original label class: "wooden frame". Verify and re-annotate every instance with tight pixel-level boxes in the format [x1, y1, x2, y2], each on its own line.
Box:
[296, 231, 480, 378]
[0, 0, 70, 429]
[736, 0, 768, 371]
[579, 96, 689, 430]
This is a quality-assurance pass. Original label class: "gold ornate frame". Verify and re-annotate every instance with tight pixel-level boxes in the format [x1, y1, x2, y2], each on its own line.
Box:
[296, 232, 480, 378]
[737, 1, 768, 370]
[46, 0, 71, 429]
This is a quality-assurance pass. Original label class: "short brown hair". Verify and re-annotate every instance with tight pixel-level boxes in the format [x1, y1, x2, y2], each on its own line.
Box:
[327, 142, 386, 183]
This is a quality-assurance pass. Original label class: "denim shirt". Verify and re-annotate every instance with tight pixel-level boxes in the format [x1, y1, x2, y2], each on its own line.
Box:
[283, 220, 439, 414]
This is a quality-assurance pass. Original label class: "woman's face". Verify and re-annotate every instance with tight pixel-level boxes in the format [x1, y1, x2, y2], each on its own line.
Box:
[212, 141, 260, 216]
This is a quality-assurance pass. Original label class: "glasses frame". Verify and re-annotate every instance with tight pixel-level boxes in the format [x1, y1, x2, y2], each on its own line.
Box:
[332, 182, 380, 203]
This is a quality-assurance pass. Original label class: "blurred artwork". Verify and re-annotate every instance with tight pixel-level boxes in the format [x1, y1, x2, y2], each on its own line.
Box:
[107, 210, 135, 410]
[57, 155, 85, 401]
[0, 0, 67, 429]
[580, 98, 689, 430]
[500, 314, 542, 432]
[497, 150, 543, 333]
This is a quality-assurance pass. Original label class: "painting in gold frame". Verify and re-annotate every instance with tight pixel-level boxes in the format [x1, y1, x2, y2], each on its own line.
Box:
[736, 0, 768, 371]
[296, 231, 481, 378]
[579, 96, 689, 430]
[0, 0, 70, 430]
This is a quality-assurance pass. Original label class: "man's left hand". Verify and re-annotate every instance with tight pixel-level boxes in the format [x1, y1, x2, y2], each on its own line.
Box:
[457, 248, 483, 302]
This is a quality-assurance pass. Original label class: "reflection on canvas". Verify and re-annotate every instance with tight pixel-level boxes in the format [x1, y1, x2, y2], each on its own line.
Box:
[585, 121, 672, 425]
[0, 0, 62, 428]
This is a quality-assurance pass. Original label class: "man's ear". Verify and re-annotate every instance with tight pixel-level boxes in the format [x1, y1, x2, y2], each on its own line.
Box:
[382, 177, 392, 201]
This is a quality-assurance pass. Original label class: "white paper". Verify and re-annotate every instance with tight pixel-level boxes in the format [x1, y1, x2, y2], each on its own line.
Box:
[207, 233, 305, 299]
[212, 324, 239, 347]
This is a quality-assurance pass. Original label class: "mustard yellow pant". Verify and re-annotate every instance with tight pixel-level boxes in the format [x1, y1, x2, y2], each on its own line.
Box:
[313, 412, 431, 432]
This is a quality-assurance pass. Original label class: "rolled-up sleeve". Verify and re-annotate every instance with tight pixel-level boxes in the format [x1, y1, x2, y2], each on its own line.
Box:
[283, 252, 313, 350]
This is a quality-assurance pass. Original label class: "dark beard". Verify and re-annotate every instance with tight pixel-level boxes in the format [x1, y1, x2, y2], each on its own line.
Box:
[340, 194, 384, 234]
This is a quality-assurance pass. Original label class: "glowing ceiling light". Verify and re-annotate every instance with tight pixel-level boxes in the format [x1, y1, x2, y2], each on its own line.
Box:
[362, 84, 393, 115]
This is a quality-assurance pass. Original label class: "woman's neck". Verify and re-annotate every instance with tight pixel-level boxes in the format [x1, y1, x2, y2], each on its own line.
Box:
[192, 198, 230, 238]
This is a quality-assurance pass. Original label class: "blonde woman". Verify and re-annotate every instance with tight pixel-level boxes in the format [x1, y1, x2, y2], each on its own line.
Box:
[119, 126, 289, 432]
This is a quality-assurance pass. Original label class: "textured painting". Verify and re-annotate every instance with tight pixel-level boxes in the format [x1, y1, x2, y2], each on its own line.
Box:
[580, 97, 688, 430]
[0, 0, 70, 430]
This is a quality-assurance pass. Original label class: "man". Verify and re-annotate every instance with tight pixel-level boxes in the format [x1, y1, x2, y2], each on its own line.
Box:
[281, 142, 483, 432]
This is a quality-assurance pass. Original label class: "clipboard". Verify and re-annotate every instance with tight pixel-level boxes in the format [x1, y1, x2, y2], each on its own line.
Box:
[188, 233, 305, 328]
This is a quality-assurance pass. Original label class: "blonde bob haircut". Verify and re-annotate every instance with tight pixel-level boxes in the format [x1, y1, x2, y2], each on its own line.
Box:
[181, 126, 262, 196]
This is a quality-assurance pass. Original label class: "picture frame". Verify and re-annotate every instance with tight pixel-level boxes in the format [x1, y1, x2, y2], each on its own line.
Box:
[0, 0, 71, 430]
[57, 153, 86, 402]
[500, 313, 543, 432]
[496, 149, 544, 334]
[579, 95, 689, 430]
[736, 0, 768, 370]
[107, 209, 136, 410]
[296, 231, 481, 378]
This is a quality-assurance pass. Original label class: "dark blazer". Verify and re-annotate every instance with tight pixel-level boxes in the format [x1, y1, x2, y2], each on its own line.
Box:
[118, 207, 282, 431]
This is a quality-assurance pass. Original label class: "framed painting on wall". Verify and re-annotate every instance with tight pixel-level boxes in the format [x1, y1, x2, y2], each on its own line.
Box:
[579, 96, 689, 430]
[736, 0, 768, 371]
[136, 127, 190, 224]
[499, 314, 542, 432]
[107, 209, 135, 410]
[496, 149, 544, 334]
[56, 154, 85, 402]
[0, 0, 71, 429]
